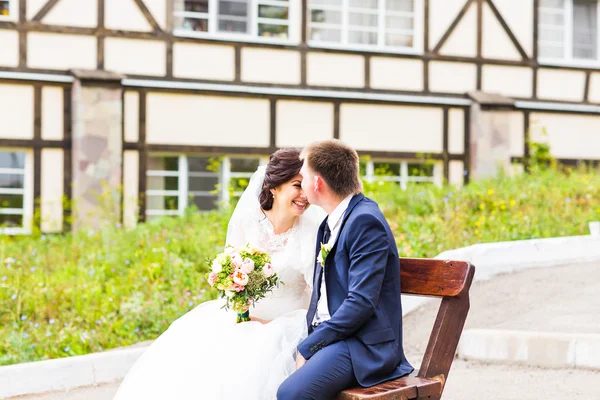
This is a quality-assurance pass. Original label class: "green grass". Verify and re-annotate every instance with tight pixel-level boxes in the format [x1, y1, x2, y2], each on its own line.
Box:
[0, 167, 599, 366]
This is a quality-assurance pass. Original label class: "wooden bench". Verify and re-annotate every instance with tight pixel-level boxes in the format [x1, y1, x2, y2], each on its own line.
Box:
[337, 258, 475, 400]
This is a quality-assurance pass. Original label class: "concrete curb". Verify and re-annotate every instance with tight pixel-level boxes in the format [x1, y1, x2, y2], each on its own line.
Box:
[401, 235, 600, 316]
[457, 329, 600, 371]
[2, 235, 600, 398]
[0, 346, 149, 399]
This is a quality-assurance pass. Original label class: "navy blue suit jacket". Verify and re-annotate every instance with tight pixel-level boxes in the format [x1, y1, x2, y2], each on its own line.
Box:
[298, 194, 413, 387]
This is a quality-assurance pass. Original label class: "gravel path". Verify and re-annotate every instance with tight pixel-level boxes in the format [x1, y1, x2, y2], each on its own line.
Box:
[12, 263, 600, 399]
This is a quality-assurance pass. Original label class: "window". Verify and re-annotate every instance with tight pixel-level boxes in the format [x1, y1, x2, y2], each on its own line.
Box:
[362, 159, 439, 189]
[174, 0, 295, 42]
[146, 155, 265, 220]
[308, 0, 422, 52]
[539, 0, 600, 64]
[0, 0, 14, 19]
[0, 151, 33, 234]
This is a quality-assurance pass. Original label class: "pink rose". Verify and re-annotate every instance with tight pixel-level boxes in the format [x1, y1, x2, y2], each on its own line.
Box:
[240, 258, 255, 274]
[233, 270, 249, 286]
[208, 272, 218, 287]
[230, 253, 243, 269]
[262, 263, 274, 278]
[232, 283, 245, 292]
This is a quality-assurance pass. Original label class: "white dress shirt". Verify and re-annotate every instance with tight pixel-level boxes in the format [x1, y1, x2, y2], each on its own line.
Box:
[312, 194, 354, 325]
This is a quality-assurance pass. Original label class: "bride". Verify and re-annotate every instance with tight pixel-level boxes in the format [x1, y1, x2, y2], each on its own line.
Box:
[114, 149, 325, 399]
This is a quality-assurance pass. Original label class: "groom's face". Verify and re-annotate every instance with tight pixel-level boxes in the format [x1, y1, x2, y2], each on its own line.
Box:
[300, 160, 318, 206]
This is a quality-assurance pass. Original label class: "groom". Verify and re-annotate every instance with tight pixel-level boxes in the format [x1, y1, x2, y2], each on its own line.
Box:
[277, 140, 413, 400]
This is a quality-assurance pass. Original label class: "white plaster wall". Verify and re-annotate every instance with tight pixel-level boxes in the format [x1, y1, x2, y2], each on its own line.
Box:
[41, 149, 63, 233]
[537, 69, 586, 103]
[146, 93, 270, 147]
[449, 108, 465, 154]
[241, 48, 301, 85]
[370, 58, 424, 91]
[530, 113, 600, 160]
[41, 86, 64, 141]
[307, 53, 365, 88]
[340, 104, 443, 153]
[482, 65, 533, 99]
[429, 61, 477, 94]
[276, 101, 333, 147]
[43, 0, 97, 28]
[28, 33, 97, 70]
[0, 84, 34, 139]
[124, 91, 139, 143]
[173, 43, 235, 81]
[105, 38, 166, 76]
[0, 30, 18, 67]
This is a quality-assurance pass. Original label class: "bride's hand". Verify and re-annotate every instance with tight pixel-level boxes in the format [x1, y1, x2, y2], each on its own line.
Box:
[249, 316, 270, 324]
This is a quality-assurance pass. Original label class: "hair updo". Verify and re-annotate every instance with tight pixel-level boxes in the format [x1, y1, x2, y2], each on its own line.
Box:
[259, 148, 303, 210]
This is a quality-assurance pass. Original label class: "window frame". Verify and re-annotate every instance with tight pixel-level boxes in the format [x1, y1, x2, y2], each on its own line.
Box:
[307, 0, 424, 55]
[362, 159, 441, 189]
[538, 0, 600, 68]
[0, 149, 34, 235]
[173, 0, 299, 45]
[0, 0, 16, 21]
[145, 154, 267, 219]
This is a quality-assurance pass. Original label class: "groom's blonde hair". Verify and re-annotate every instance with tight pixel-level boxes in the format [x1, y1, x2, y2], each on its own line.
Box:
[302, 139, 362, 198]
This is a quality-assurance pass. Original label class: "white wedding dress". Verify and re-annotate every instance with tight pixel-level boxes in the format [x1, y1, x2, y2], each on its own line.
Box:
[114, 167, 324, 400]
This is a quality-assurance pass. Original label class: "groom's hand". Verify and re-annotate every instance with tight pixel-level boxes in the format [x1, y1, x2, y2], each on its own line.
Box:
[295, 353, 306, 370]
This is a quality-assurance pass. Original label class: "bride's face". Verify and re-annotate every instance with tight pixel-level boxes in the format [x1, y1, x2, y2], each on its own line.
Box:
[271, 174, 310, 216]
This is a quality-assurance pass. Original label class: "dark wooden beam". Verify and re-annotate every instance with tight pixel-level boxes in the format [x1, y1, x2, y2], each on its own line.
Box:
[97, 0, 105, 70]
[132, 0, 162, 33]
[423, 0, 430, 93]
[364, 54, 371, 89]
[523, 110, 530, 171]
[18, 0, 27, 68]
[486, 0, 529, 60]
[137, 90, 147, 223]
[333, 101, 340, 139]
[166, 0, 174, 78]
[584, 71, 591, 103]
[32, 0, 61, 22]
[269, 98, 277, 150]
[63, 87, 72, 232]
[476, 0, 482, 90]
[442, 107, 449, 182]
[234, 44, 242, 83]
[33, 85, 42, 228]
[432, 0, 474, 54]
[463, 107, 471, 185]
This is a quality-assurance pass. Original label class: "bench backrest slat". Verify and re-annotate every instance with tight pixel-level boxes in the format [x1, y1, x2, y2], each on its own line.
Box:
[400, 258, 471, 297]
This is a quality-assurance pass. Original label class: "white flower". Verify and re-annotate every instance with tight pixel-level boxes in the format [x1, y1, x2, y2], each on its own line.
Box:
[233, 270, 249, 286]
[240, 258, 255, 274]
[318, 243, 333, 266]
[224, 289, 236, 298]
[211, 259, 223, 273]
[262, 263, 274, 278]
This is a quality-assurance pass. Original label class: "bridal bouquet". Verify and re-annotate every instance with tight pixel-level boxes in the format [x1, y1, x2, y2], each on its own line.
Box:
[206, 244, 279, 323]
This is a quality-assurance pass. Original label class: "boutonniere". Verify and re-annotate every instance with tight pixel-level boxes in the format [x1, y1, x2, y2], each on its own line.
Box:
[317, 242, 333, 266]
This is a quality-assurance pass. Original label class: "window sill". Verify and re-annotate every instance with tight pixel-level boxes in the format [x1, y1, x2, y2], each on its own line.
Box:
[0, 227, 31, 235]
[173, 28, 299, 47]
[538, 58, 600, 70]
[307, 41, 422, 57]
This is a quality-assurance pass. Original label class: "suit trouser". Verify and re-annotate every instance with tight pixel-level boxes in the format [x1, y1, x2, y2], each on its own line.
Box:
[277, 340, 357, 400]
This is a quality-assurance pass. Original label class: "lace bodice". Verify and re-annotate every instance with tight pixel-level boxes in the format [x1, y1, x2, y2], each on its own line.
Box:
[226, 206, 324, 320]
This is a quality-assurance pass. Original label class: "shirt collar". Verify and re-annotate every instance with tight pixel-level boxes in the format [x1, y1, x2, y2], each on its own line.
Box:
[328, 194, 354, 232]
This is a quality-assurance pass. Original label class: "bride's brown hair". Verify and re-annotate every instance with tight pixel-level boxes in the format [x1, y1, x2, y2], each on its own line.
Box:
[259, 148, 303, 211]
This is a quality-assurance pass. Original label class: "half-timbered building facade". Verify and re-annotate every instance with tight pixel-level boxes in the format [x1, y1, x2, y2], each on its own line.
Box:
[0, 0, 599, 232]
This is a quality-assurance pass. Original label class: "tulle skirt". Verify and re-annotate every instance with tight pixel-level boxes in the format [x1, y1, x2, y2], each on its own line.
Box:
[114, 299, 308, 400]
